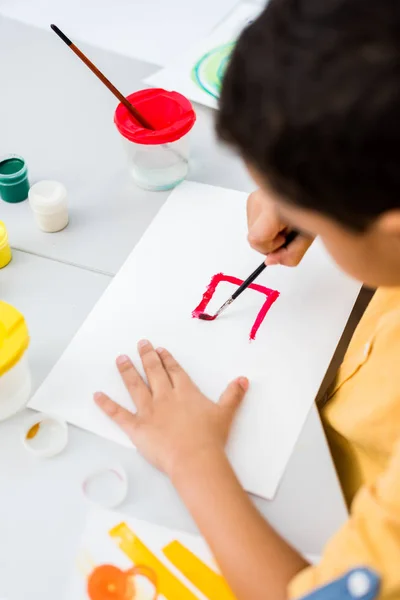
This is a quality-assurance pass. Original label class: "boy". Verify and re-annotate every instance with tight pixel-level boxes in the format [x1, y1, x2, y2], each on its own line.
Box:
[94, 0, 400, 598]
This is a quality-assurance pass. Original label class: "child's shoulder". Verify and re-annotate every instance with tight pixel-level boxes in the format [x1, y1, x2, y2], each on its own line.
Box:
[367, 287, 400, 322]
[325, 287, 400, 426]
[370, 287, 400, 347]
[350, 287, 400, 351]
[372, 286, 400, 316]
[375, 285, 400, 320]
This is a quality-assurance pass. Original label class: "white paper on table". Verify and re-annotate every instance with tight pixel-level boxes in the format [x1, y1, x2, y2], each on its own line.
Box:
[146, 2, 263, 109]
[66, 506, 223, 599]
[29, 181, 360, 499]
[0, 0, 242, 67]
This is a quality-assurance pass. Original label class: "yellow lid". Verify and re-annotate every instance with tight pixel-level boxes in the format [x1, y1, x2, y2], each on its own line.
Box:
[0, 302, 29, 376]
[0, 221, 8, 248]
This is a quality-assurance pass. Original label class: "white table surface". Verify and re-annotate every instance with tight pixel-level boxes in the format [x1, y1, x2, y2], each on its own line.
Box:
[0, 13, 348, 600]
[0, 0, 244, 67]
[0, 16, 252, 276]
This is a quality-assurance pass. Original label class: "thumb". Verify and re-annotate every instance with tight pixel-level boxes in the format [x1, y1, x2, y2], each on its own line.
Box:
[218, 377, 249, 419]
[248, 213, 285, 254]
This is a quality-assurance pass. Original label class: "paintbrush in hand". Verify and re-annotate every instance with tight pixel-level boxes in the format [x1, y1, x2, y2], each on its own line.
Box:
[199, 230, 299, 321]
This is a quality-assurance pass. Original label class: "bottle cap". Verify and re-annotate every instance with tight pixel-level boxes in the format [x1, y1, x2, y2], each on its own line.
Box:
[0, 301, 29, 377]
[22, 413, 68, 458]
[0, 155, 29, 203]
[29, 180, 67, 215]
[82, 463, 128, 508]
[115, 88, 196, 145]
[0, 221, 9, 250]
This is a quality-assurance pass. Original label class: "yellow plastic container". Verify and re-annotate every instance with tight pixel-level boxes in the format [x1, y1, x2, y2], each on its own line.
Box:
[0, 221, 12, 268]
[0, 302, 31, 420]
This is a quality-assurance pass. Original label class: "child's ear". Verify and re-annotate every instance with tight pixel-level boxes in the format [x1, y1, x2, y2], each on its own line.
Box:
[376, 209, 400, 238]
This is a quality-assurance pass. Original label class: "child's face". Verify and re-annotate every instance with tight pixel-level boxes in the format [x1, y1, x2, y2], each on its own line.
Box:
[250, 168, 400, 288]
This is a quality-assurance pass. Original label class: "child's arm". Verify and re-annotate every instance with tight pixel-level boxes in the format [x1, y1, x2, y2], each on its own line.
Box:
[95, 340, 308, 600]
[171, 447, 308, 600]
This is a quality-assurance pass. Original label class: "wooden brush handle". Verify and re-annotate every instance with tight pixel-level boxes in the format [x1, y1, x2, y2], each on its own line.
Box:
[71, 45, 154, 128]
[50, 24, 154, 129]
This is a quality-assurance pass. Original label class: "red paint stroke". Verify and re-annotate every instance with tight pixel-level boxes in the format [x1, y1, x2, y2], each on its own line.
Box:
[192, 273, 280, 341]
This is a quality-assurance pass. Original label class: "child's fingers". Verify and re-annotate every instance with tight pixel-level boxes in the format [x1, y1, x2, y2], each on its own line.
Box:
[94, 392, 138, 437]
[265, 235, 314, 267]
[155, 347, 189, 388]
[218, 377, 249, 420]
[137, 339, 171, 394]
[116, 354, 151, 412]
[248, 229, 286, 256]
[248, 218, 286, 255]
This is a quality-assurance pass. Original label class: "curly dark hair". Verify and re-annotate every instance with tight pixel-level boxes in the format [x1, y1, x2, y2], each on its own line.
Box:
[217, 0, 400, 231]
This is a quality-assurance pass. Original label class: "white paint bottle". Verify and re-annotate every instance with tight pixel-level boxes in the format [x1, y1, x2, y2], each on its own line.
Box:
[29, 180, 69, 233]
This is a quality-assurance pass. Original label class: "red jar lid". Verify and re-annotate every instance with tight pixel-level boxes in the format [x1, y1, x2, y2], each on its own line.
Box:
[114, 88, 196, 145]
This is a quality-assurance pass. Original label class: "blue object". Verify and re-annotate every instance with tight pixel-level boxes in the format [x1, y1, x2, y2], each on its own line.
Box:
[301, 568, 380, 600]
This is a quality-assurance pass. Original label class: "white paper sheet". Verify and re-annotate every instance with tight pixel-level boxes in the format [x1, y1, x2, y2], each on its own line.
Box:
[66, 507, 228, 600]
[146, 2, 262, 109]
[0, 0, 241, 67]
[29, 181, 360, 499]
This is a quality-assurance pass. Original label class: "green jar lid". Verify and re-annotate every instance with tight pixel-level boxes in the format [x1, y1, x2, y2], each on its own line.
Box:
[0, 155, 30, 204]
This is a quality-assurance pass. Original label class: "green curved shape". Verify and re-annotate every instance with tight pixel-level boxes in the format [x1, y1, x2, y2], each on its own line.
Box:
[191, 43, 234, 100]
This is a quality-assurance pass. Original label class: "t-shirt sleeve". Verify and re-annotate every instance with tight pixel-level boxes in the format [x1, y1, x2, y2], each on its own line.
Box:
[288, 439, 400, 599]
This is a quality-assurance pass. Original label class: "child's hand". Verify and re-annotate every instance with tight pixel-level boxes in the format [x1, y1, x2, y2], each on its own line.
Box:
[247, 189, 313, 266]
[94, 340, 249, 477]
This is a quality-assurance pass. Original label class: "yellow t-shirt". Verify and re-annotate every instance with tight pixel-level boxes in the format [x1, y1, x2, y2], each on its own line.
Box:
[289, 287, 400, 600]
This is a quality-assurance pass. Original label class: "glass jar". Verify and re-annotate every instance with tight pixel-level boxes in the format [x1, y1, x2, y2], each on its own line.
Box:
[114, 88, 196, 191]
